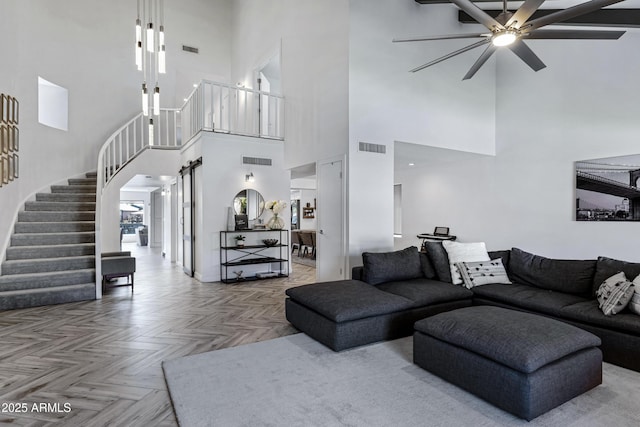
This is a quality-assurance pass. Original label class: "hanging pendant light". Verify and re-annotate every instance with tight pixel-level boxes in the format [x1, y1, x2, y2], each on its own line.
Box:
[136, 0, 165, 121]
[149, 118, 154, 146]
[142, 83, 149, 116]
[158, 45, 166, 74]
[153, 86, 160, 116]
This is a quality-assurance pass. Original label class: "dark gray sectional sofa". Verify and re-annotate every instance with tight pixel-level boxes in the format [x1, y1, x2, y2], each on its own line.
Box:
[285, 245, 640, 372]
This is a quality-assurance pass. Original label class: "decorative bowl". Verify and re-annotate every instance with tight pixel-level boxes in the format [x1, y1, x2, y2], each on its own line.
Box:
[262, 239, 279, 247]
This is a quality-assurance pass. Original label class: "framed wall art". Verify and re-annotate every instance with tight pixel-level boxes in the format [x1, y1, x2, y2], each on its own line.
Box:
[1, 155, 8, 185]
[0, 93, 19, 188]
[575, 154, 640, 222]
[0, 125, 7, 154]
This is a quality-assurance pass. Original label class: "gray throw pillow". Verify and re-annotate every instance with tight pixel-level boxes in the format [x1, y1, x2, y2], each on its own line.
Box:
[593, 256, 640, 298]
[422, 241, 452, 283]
[362, 246, 423, 285]
[596, 272, 635, 316]
[456, 258, 512, 289]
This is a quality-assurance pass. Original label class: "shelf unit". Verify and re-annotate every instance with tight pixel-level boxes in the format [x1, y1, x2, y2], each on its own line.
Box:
[219, 229, 289, 283]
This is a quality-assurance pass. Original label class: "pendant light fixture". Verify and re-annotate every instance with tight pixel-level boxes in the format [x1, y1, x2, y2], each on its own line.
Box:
[136, 0, 165, 145]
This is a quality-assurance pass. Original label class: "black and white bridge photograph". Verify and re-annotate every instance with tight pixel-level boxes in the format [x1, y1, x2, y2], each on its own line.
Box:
[576, 154, 640, 221]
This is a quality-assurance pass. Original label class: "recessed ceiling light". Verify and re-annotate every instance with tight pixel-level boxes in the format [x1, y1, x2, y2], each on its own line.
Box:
[193, 83, 198, 88]
[409, 163, 415, 166]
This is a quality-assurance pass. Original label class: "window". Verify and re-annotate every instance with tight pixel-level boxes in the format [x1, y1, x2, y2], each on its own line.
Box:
[38, 77, 68, 131]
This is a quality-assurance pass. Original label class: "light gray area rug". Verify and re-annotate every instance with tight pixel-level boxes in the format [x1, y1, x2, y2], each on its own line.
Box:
[162, 334, 640, 427]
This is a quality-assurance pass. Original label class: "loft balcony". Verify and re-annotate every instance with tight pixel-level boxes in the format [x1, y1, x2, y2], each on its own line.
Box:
[182, 80, 284, 144]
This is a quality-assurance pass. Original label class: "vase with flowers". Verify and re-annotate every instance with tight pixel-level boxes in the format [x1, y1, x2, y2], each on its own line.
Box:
[265, 200, 287, 230]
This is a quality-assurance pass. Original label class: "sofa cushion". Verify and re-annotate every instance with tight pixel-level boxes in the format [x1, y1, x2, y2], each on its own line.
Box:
[419, 252, 437, 279]
[562, 300, 640, 335]
[593, 256, 640, 297]
[285, 280, 414, 323]
[414, 306, 601, 374]
[376, 279, 472, 308]
[442, 241, 490, 285]
[362, 246, 423, 285]
[509, 247, 596, 296]
[422, 241, 452, 283]
[630, 275, 640, 316]
[596, 272, 635, 316]
[456, 258, 511, 289]
[472, 283, 589, 317]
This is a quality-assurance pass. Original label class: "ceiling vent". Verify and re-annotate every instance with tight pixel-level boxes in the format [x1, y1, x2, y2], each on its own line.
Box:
[242, 156, 272, 166]
[182, 45, 199, 54]
[359, 142, 386, 154]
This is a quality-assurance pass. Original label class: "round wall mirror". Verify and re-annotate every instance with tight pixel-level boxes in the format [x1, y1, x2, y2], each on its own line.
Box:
[233, 189, 265, 220]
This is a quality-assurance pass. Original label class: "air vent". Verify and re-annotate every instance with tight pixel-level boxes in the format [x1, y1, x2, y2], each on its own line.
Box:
[182, 45, 199, 54]
[359, 142, 386, 154]
[242, 156, 272, 166]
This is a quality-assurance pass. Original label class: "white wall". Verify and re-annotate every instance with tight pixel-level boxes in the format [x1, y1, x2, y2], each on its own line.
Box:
[395, 27, 640, 262]
[349, 0, 496, 155]
[181, 133, 290, 282]
[0, 0, 232, 259]
[345, 0, 499, 269]
[229, 0, 350, 169]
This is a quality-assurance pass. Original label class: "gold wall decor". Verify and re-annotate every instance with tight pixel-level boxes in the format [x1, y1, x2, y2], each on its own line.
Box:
[0, 93, 18, 188]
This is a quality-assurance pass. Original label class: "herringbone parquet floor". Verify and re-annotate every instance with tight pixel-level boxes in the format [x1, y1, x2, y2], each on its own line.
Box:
[0, 244, 315, 426]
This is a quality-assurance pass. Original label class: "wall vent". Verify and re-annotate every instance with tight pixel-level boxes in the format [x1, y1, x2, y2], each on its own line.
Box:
[359, 142, 386, 154]
[182, 45, 199, 54]
[242, 156, 272, 166]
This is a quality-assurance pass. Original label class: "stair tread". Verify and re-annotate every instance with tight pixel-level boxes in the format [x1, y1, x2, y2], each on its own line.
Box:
[0, 269, 95, 281]
[7, 243, 95, 250]
[0, 283, 95, 296]
[12, 231, 95, 237]
[3, 255, 96, 265]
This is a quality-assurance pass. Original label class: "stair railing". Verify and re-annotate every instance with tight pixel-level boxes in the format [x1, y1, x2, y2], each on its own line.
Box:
[95, 108, 180, 298]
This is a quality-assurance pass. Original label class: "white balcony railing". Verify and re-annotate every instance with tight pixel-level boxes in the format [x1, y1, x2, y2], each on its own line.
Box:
[182, 80, 284, 144]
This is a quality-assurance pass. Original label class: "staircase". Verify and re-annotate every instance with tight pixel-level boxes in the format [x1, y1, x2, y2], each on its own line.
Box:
[0, 172, 97, 310]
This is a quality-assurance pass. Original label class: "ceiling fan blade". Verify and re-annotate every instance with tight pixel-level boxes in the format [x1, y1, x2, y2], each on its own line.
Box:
[505, 0, 546, 29]
[523, 0, 625, 32]
[508, 40, 546, 71]
[526, 29, 625, 39]
[462, 44, 497, 80]
[449, 0, 504, 31]
[410, 39, 490, 73]
[393, 33, 489, 43]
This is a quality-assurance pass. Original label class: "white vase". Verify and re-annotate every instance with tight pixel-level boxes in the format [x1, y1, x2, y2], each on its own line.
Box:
[227, 207, 235, 231]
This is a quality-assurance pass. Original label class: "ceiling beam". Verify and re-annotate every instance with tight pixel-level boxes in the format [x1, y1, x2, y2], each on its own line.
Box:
[458, 9, 640, 27]
[414, 1, 640, 27]
[416, 0, 494, 3]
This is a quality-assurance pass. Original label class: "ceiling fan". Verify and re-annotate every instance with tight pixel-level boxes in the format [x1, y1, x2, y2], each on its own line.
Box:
[393, 0, 626, 80]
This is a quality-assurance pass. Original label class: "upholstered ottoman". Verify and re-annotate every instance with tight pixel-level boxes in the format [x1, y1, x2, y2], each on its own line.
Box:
[413, 306, 602, 420]
[286, 280, 471, 351]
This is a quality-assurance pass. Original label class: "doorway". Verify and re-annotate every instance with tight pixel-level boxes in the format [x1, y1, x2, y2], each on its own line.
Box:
[317, 157, 346, 282]
[179, 158, 202, 277]
[256, 50, 281, 138]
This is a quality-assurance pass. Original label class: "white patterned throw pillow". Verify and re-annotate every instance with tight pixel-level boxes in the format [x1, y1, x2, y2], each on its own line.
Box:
[596, 272, 635, 316]
[630, 274, 640, 315]
[456, 259, 512, 289]
[442, 241, 490, 286]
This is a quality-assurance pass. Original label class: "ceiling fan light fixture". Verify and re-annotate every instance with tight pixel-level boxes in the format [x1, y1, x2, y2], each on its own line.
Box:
[492, 31, 517, 47]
